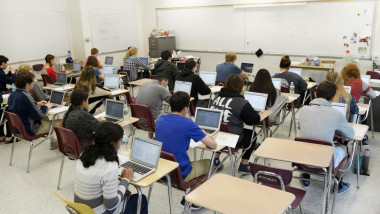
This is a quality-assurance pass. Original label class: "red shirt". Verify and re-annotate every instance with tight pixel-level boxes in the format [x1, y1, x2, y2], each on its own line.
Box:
[44, 67, 56, 80]
[346, 78, 371, 102]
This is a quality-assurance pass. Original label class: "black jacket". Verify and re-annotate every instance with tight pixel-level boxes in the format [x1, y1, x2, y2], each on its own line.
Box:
[152, 60, 179, 91]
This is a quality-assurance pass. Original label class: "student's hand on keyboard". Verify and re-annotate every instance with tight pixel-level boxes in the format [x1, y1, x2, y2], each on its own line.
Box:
[121, 168, 134, 180]
[46, 103, 54, 109]
[98, 116, 105, 122]
[37, 100, 48, 107]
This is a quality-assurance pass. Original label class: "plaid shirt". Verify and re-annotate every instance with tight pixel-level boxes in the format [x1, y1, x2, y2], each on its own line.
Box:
[123, 56, 153, 81]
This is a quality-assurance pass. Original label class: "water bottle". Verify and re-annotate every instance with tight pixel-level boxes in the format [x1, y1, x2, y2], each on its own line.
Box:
[123, 103, 129, 117]
[362, 149, 370, 171]
[119, 78, 124, 89]
[290, 82, 295, 97]
[11, 83, 15, 92]
[121, 130, 129, 156]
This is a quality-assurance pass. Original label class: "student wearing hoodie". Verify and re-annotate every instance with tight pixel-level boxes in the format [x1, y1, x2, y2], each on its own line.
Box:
[152, 50, 179, 91]
[175, 58, 211, 107]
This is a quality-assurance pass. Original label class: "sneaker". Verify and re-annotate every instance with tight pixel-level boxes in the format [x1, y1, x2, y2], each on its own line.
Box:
[300, 173, 310, 188]
[180, 197, 202, 210]
[337, 181, 351, 195]
[214, 158, 223, 171]
[238, 163, 250, 175]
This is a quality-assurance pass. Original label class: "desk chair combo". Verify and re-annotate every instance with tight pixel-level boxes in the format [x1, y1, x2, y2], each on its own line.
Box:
[55, 192, 95, 214]
[41, 74, 55, 86]
[129, 104, 156, 139]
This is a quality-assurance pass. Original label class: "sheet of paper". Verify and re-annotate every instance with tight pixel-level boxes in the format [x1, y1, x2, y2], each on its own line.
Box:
[94, 112, 106, 119]
[215, 134, 239, 148]
[190, 139, 203, 148]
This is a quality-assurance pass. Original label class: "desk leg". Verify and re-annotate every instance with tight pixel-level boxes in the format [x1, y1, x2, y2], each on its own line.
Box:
[208, 94, 212, 108]
[370, 102, 374, 138]
[208, 152, 216, 179]
[165, 174, 173, 214]
[356, 140, 360, 189]
[184, 202, 191, 214]
[228, 147, 235, 177]
[302, 89, 308, 106]
[288, 105, 296, 137]
[263, 119, 267, 139]
[134, 186, 142, 214]
[147, 185, 153, 205]
[48, 115, 57, 137]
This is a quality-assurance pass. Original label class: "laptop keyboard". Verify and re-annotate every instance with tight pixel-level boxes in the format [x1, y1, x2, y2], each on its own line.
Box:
[105, 117, 120, 123]
[120, 161, 151, 174]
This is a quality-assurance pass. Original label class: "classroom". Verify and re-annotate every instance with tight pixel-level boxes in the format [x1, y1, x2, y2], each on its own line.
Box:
[1, 0, 380, 213]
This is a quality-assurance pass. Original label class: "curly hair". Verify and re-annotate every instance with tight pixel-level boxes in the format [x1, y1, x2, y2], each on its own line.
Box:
[75, 67, 97, 93]
[341, 63, 361, 84]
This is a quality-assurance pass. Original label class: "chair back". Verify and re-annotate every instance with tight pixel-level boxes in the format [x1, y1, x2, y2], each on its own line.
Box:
[294, 137, 331, 147]
[41, 74, 55, 86]
[129, 104, 155, 132]
[219, 122, 230, 133]
[189, 101, 195, 116]
[54, 127, 82, 159]
[4, 111, 34, 141]
[124, 85, 136, 105]
[150, 75, 156, 79]
[32, 64, 44, 72]
[160, 151, 186, 189]
[366, 71, 380, 79]
[250, 163, 293, 189]
[281, 86, 290, 93]
[55, 192, 95, 214]
[215, 81, 225, 86]
[30, 90, 40, 102]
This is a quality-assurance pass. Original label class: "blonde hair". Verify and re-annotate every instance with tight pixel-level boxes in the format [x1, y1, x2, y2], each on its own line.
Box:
[341, 63, 360, 84]
[18, 64, 31, 72]
[225, 51, 237, 62]
[124, 47, 138, 59]
[326, 71, 351, 115]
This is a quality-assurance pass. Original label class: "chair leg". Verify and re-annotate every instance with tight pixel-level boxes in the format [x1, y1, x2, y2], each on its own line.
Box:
[57, 156, 65, 190]
[331, 177, 340, 214]
[299, 203, 303, 214]
[200, 150, 205, 159]
[9, 136, 16, 166]
[288, 116, 293, 137]
[27, 141, 34, 173]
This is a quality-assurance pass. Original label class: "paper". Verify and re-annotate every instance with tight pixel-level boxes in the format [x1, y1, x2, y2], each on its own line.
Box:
[215, 134, 239, 148]
[48, 106, 68, 114]
[111, 89, 126, 95]
[211, 86, 222, 93]
[2, 94, 10, 100]
[54, 85, 74, 91]
[94, 112, 106, 119]
[190, 139, 203, 148]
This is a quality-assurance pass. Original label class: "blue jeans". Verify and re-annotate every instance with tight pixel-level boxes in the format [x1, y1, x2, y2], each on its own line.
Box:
[124, 194, 148, 214]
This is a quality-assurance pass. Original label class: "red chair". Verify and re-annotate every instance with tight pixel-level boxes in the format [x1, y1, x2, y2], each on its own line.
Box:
[54, 127, 82, 190]
[32, 64, 44, 72]
[41, 74, 56, 86]
[366, 71, 380, 79]
[5, 111, 49, 173]
[115, 85, 135, 105]
[129, 104, 155, 138]
[250, 163, 305, 213]
[30, 90, 40, 102]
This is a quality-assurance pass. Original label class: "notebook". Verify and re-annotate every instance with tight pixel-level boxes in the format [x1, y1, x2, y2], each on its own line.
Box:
[119, 137, 162, 182]
[54, 72, 67, 85]
[200, 71, 217, 86]
[244, 91, 268, 114]
[289, 68, 302, 76]
[272, 78, 281, 90]
[361, 75, 370, 85]
[331, 102, 347, 117]
[103, 65, 117, 75]
[105, 56, 114, 65]
[241, 63, 254, 73]
[139, 57, 149, 65]
[104, 99, 124, 123]
[194, 107, 223, 137]
[174, 81, 192, 95]
[49, 90, 65, 108]
[344, 86, 351, 93]
[104, 74, 120, 90]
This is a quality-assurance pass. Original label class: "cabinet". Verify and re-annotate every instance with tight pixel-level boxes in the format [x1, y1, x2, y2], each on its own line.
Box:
[148, 37, 176, 58]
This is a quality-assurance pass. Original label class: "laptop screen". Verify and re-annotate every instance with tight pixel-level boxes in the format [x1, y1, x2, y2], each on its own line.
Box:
[361, 75, 370, 85]
[289, 68, 302, 76]
[103, 65, 116, 75]
[272, 78, 281, 90]
[131, 137, 161, 167]
[241, 63, 254, 73]
[174, 81, 192, 95]
[50, 91, 64, 105]
[73, 61, 81, 71]
[331, 102, 347, 117]
[105, 56, 113, 65]
[106, 100, 123, 118]
[104, 75, 119, 88]
[56, 72, 67, 84]
[177, 62, 185, 70]
[244, 92, 268, 111]
[200, 72, 216, 86]
[195, 108, 222, 129]
[139, 57, 149, 65]
[344, 86, 351, 93]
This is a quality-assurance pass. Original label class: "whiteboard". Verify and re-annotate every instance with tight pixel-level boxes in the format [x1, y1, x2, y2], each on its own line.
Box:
[0, 12, 71, 63]
[90, 10, 138, 53]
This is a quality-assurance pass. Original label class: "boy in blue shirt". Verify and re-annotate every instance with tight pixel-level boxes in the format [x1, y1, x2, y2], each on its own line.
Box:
[216, 51, 248, 82]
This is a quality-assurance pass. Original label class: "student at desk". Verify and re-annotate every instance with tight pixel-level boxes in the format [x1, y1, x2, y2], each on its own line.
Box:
[216, 51, 248, 82]
[210, 74, 261, 174]
[83, 56, 104, 82]
[152, 50, 179, 91]
[44, 54, 73, 82]
[83, 48, 103, 69]
[123, 47, 152, 81]
[18, 64, 49, 101]
[0, 55, 16, 93]
[299, 81, 354, 195]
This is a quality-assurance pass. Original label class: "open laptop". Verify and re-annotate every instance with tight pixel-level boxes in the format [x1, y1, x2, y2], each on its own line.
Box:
[361, 75, 370, 85]
[139, 57, 149, 65]
[104, 99, 124, 123]
[272, 78, 281, 90]
[104, 74, 120, 90]
[199, 71, 217, 86]
[54, 72, 67, 85]
[71, 61, 81, 74]
[241, 63, 254, 73]
[49, 90, 65, 108]
[120, 137, 162, 182]
[289, 68, 302, 76]
[344, 86, 351, 93]
[105, 56, 114, 65]
[194, 107, 223, 137]
[103, 65, 117, 75]
[174, 81, 192, 95]
[331, 102, 347, 117]
[244, 91, 268, 114]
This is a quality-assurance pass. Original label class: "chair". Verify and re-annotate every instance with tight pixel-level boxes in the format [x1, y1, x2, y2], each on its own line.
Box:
[30, 90, 40, 102]
[150, 74, 156, 79]
[116, 85, 135, 105]
[5, 111, 49, 172]
[250, 163, 305, 213]
[129, 104, 155, 138]
[41, 74, 56, 86]
[32, 64, 44, 72]
[366, 71, 380, 79]
[55, 192, 95, 214]
[54, 127, 82, 190]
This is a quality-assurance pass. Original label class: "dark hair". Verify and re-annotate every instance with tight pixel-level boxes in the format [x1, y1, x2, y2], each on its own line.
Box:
[155, 72, 168, 82]
[85, 56, 100, 69]
[15, 70, 35, 89]
[170, 91, 190, 112]
[80, 122, 123, 168]
[316, 81, 337, 101]
[185, 58, 196, 69]
[91, 48, 99, 55]
[45, 54, 55, 67]
[249, 69, 277, 107]
[279, 55, 291, 69]
[62, 90, 90, 127]
[75, 67, 97, 93]
[224, 74, 244, 94]
[0, 55, 9, 65]
[161, 50, 172, 60]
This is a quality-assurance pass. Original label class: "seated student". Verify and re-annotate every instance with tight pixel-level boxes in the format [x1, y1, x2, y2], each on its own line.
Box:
[83, 56, 104, 82]
[299, 81, 354, 195]
[272, 55, 307, 107]
[62, 90, 105, 148]
[326, 71, 359, 119]
[0, 55, 16, 93]
[44, 54, 73, 82]
[210, 74, 261, 173]
[155, 91, 217, 210]
[175, 58, 211, 107]
[8, 70, 61, 149]
[216, 51, 248, 82]
[74, 67, 111, 115]
[249, 69, 288, 124]
[341, 63, 376, 102]
[123, 47, 153, 81]
[152, 50, 179, 91]
[83, 48, 103, 69]
[18, 64, 50, 101]
[74, 122, 148, 214]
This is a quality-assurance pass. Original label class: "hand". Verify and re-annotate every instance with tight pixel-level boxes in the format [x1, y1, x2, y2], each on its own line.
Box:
[98, 116, 105, 122]
[121, 168, 134, 180]
[37, 100, 48, 107]
[66, 70, 72, 74]
[10, 66, 16, 74]
[202, 129, 207, 134]
[46, 103, 54, 109]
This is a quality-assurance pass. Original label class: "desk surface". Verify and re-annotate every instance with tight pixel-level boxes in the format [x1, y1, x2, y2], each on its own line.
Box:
[357, 103, 369, 115]
[290, 64, 333, 71]
[129, 78, 154, 86]
[162, 97, 194, 106]
[195, 131, 237, 152]
[43, 84, 75, 91]
[95, 113, 139, 127]
[307, 82, 318, 89]
[185, 173, 295, 214]
[109, 89, 130, 97]
[254, 137, 334, 168]
[350, 123, 369, 141]
[282, 93, 301, 104]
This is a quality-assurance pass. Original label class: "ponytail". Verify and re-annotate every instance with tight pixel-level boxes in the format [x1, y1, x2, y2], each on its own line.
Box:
[279, 55, 291, 68]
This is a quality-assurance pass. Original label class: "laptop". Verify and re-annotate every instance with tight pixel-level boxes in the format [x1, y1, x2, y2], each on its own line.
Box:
[361, 75, 370, 85]
[244, 91, 268, 114]
[289, 68, 302, 76]
[105, 56, 114, 65]
[139, 57, 149, 65]
[241, 63, 254, 73]
[54, 72, 67, 85]
[104, 74, 120, 90]
[199, 71, 217, 86]
[49, 90, 65, 108]
[331, 102, 347, 117]
[344, 86, 351, 93]
[177, 62, 185, 71]
[120, 137, 162, 182]
[103, 65, 117, 75]
[104, 99, 124, 123]
[194, 107, 223, 137]
[272, 78, 281, 90]
[174, 81, 192, 95]
[72, 61, 81, 74]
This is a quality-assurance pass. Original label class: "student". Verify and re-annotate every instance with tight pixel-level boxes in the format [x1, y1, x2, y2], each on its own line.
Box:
[272, 55, 307, 107]
[74, 122, 148, 214]
[62, 90, 105, 148]
[152, 50, 179, 91]
[84, 56, 104, 82]
[299, 81, 354, 195]
[8, 70, 61, 149]
[341, 63, 376, 102]
[18, 64, 49, 101]
[123, 47, 152, 81]
[210, 74, 261, 173]
[83, 48, 103, 69]
[0, 55, 16, 93]
[155, 91, 217, 210]
[175, 58, 211, 107]
[249, 69, 288, 124]
[216, 51, 248, 82]
[44, 54, 72, 81]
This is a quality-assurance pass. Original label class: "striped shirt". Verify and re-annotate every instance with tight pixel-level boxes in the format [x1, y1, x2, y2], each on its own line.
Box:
[74, 158, 129, 214]
[123, 56, 152, 81]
